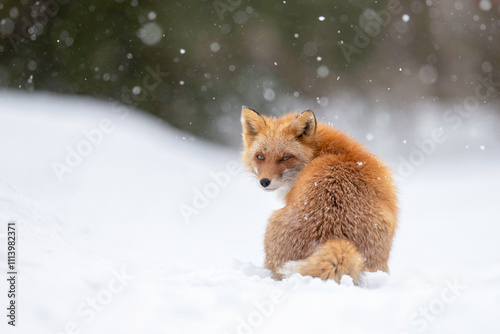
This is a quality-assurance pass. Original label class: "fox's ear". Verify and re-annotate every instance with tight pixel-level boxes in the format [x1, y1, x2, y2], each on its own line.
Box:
[291, 110, 316, 140]
[241, 106, 266, 146]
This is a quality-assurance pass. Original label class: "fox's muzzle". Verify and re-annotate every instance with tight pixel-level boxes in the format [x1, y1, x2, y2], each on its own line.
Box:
[260, 178, 271, 188]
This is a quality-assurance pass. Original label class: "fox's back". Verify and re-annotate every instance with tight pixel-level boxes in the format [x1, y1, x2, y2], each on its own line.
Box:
[264, 123, 397, 275]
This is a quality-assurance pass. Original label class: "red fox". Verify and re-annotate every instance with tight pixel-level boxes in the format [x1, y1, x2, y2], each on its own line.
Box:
[241, 107, 398, 284]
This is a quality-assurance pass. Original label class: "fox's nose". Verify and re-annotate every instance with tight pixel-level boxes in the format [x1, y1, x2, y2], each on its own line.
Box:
[260, 178, 271, 188]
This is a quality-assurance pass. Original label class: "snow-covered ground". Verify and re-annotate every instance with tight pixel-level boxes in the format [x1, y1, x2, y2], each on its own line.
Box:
[0, 91, 499, 334]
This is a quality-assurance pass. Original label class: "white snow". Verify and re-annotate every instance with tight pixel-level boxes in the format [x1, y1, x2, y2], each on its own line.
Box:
[136, 22, 163, 46]
[479, 0, 492, 11]
[131, 86, 141, 95]
[0, 92, 499, 333]
[210, 42, 221, 53]
[316, 65, 330, 78]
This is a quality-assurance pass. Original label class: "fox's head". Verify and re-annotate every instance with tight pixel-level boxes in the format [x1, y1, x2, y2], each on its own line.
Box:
[241, 106, 317, 193]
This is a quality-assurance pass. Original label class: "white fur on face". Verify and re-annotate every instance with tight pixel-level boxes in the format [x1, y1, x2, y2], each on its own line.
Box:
[275, 185, 292, 202]
[258, 167, 302, 196]
[281, 167, 302, 188]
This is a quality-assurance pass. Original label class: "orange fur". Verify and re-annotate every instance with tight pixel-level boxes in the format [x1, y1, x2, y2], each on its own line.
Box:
[241, 107, 398, 284]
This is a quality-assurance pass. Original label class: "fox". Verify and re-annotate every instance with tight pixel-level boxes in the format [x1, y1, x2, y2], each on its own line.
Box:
[241, 106, 398, 284]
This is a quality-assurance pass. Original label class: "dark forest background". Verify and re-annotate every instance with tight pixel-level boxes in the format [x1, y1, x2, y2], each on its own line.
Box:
[0, 0, 498, 145]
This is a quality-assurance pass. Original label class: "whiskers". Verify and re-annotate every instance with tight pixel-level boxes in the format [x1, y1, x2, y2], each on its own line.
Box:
[280, 167, 302, 189]
[244, 169, 258, 182]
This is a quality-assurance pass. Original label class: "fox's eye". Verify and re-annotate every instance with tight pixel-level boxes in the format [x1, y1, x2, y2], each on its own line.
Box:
[256, 154, 265, 161]
[281, 156, 291, 161]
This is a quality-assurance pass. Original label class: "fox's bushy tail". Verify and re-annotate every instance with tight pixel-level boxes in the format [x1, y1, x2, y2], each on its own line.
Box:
[279, 239, 365, 284]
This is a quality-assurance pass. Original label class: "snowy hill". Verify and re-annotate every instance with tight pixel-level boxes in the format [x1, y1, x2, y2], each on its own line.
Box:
[0, 91, 499, 334]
